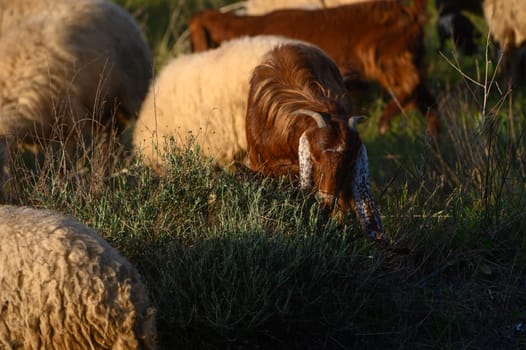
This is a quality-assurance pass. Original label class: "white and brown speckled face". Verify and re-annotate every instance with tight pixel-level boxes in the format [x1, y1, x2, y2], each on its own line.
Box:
[351, 144, 384, 241]
[298, 127, 347, 210]
[297, 117, 385, 242]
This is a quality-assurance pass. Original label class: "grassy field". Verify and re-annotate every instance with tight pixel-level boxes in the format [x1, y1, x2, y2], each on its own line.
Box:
[6, 0, 526, 349]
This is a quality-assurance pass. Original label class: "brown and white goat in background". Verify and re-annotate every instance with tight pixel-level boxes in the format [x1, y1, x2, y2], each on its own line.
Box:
[245, 43, 385, 243]
[190, 0, 440, 137]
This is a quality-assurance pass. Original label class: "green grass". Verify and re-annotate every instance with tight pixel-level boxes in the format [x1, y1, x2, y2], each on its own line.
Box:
[6, 0, 526, 349]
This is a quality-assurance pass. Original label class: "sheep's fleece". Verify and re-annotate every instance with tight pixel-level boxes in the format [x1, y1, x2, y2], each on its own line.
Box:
[483, 0, 526, 51]
[243, 0, 393, 15]
[0, 205, 157, 349]
[0, 0, 54, 35]
[0, 0, 152, 140]
[0, 0, 152, 193]
[133, 35, 300, 170]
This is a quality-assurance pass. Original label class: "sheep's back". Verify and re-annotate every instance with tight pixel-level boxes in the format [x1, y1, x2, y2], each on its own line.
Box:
[0, 0, 53, 35]
[245, 0, 324, 14]
[0, 205, 156, 349]
[244, 0, 392, 15]
[0, 0, 152, 141]
[45, 0, 152, 120]
[0, 15, 84, 140]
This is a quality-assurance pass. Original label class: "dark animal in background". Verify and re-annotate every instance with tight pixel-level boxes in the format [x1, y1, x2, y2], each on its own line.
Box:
[190, 0, 440, 137]
[245, 42, 385, 243]
[435, 0, 482, 56]
[435, 0, 483, 16]
[438, 12, 480, 55]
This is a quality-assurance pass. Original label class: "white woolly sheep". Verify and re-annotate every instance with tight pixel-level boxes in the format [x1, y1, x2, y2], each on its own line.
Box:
[133, 35, 300, 170]
[0, 0, 152, 195]
[483, 0, 526, 82]
[0, 205, 157, 349]
[0, 0, 51, 35]
[240, 0, 393, 15]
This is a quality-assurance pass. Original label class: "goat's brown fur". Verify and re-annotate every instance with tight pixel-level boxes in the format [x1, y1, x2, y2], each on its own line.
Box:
[246, 43, 354, 180]
[189, 0, 440, 136]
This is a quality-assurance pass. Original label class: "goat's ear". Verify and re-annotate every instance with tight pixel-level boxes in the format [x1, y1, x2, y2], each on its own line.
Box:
[298, 132, 313, 190]
[348, 115, 367, 130]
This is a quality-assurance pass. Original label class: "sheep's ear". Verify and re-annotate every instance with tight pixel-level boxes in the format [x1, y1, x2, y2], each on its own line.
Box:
[298, 132, 313, 190]
[293, 109, 327, 128]
[348, 115, 367, 130]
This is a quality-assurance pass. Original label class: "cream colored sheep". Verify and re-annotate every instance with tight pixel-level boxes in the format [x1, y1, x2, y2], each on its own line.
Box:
[0, 0, 51, 35]
[0, 205, 157, 349]
[245, 0, 323, 13]
[241, 0, 393, 15]
[0, 0, 152, 195]
[483, 0, 526, 81]
[133, 35, 301, 170]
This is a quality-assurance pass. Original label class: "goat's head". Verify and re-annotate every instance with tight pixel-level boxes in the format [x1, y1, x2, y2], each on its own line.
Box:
[295, 109, 384, 242]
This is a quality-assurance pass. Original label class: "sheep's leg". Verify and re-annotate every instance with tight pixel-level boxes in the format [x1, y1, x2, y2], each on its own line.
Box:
[511, 49, 526, 86]
[502, 47, 525, 87]
[0, 142, 8, 200]
[0, 137, 15, 202]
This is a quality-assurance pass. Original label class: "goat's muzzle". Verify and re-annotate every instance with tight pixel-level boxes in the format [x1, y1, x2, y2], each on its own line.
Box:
[316, 191, 337, 211]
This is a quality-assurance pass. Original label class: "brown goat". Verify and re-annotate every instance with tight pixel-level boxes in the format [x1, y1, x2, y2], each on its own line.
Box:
[189, 0, 440, 136]
[246, 42, 385, 242]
